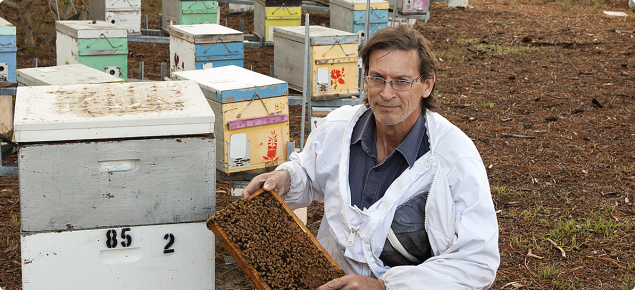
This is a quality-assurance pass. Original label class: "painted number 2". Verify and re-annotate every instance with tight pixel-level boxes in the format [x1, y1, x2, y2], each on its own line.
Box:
[105, 228, 132, 248]
[164, 233, 175, 254]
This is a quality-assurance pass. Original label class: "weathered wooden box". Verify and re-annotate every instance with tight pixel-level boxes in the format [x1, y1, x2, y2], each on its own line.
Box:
[90, 0, 141, 34]
[169, 24, 244, 78]
[162, 0, 219, 32]
[173, 66, 289, 174]
[22, 222, 215, 290]
[56, 20, 128, 80]
[329, 0, 389, 40]
[274, 26, 359, 100]
[0, 95, 12, 135]
[0, 17, 17, 82]
[17, 64, 124, 86]
[254, 0, 302, 45]
[207, 189, 344, 290]
[14, 81, 216, 233]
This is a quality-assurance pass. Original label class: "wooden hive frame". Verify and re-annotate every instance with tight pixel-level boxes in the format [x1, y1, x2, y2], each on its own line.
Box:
[207, 189, 344, 290]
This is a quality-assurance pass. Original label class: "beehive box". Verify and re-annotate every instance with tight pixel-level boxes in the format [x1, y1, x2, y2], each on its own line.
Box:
[162, 0, 219, 32]
[169, 24, 244, 78]
[387, 0, 429, 14]
[329, 0, 389, 40]
[56, 20, 128, 80]
[254, 0, 302, 45]
[22, 222, 215, 290]
[14, 80, 216, 233]
[173, 66, 289, 174]
[274, 26, 359, 100]
[207, 189, 345, 289]
[17, 64, 124, 86]
[90, 0, 142, 34]
[0, 17, 17, 82]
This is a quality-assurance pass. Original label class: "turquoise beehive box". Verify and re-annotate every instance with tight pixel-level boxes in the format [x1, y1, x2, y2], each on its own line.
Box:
[0, 17, 17, 82]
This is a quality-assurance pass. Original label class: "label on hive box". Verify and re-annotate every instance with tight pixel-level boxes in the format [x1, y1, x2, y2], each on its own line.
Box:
[21, 222, 215, 290]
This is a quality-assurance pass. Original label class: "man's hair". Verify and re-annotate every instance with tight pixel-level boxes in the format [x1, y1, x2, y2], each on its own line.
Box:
[359, 25, 439, 111]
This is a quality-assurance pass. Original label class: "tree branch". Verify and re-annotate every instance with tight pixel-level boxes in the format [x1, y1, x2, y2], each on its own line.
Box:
[0, 0, 20, 10]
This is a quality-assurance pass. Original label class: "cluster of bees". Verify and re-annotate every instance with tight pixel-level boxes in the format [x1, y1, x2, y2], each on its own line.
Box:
[209, 191, 345, 289]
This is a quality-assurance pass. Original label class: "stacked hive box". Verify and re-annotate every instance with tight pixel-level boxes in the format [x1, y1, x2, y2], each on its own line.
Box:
[56, 20, 128, 81]
[17, 64, 124, 86]
[329, 0, 389, 41]
[0, 17, 16, 82]
[15, 81, 217, 290]
[162, 0, 219, 32]
[169, 24, 244, 78]
[254, 0, 302, 45]
[173, 65, 289, 175]
[90, 0, 142, 34]
[0, 17, 16, 136]
[274, 26, 359, 100]
[387, 0, 430, 15]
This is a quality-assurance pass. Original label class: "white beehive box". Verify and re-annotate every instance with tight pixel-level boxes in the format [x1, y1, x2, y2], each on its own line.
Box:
[22, 222, 215, 290]
[15, 81, 216, 232]
[173, 66, 290, 174]
[90, 0, 142, 34]
[17, 64, 124, 86]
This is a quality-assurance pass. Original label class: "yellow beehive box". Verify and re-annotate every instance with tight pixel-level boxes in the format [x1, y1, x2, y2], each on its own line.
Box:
[209, 96, 290, 173]
[254, 0, 302, 45]
[274, 26, 359, 101]
[173, 66, 290, 174]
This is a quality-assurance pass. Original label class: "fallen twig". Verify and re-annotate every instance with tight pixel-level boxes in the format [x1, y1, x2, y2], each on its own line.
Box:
[527, 248, 543, 259]
[502, 133, 535, 139]
[546, 238, 566, 258]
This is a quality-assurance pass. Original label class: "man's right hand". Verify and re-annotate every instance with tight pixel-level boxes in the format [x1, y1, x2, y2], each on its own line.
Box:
[242, 169, 291, 198]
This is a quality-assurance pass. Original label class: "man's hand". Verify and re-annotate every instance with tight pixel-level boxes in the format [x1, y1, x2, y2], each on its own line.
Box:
[242, 170, 291, 198]
[317, 274, 386, 290]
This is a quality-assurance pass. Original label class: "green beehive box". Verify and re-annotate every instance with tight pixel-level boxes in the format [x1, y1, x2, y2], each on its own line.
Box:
[55, 21, 128, 81]
[162, 0, 219, 32]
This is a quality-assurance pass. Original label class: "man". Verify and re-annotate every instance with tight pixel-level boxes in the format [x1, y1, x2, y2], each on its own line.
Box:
[243, 25, 500, 289]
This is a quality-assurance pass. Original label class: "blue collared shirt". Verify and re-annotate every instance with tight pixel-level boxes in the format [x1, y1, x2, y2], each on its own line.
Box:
[348, 109, 430, 209]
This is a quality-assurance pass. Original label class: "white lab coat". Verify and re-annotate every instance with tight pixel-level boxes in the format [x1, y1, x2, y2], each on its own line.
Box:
[277, 105, 499, 289]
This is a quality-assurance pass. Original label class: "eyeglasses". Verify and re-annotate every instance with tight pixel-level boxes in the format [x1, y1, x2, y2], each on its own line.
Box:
[363, 75, 425, 91]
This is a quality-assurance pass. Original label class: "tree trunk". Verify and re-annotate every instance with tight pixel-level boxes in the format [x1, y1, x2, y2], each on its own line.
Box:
[1, 0, 37, 48]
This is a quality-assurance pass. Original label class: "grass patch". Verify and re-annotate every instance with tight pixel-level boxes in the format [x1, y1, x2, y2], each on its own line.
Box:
[533, 262, 560, 280]
[473, 43, 534, 56]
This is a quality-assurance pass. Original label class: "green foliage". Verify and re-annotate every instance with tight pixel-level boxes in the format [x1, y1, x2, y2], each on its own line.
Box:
[533, 262, 560, 280]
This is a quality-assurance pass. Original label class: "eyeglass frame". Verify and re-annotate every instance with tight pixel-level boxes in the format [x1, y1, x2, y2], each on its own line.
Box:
[363, 74, 426, 91]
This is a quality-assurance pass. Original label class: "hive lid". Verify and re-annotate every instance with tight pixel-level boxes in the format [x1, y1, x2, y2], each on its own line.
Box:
[13, 80, 215, 143]
[17, 64, 124, 86]
[0, 17, 15, 35]
[273, 26, 358, 45]
[173, 65, 288, 101]
[169, 24, 244, 43]
[55, 20, 128, 39]
[330, 0, 390, 10]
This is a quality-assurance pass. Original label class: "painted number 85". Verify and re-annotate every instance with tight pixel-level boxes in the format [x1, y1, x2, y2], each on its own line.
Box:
[106, 228, 132, 248]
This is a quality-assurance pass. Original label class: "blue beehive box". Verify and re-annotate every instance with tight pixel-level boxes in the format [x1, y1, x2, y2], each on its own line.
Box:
[169, 24, 244, 78]
[330, 0, 389, 41]
[0, 17, 17, 82]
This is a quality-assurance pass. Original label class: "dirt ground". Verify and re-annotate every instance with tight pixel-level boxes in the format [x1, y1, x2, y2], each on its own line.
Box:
[1, 0, 635, 289]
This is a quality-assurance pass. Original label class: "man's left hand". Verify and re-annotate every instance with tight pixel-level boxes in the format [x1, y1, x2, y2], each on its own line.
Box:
[316, 274, 386, 290]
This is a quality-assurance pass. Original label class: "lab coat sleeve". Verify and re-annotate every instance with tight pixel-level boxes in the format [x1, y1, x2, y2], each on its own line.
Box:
[379, 156, 500, 290]
[275, 121, 327, 210]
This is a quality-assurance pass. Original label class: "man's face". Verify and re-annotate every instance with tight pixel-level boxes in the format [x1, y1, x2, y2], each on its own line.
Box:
[365, 49, 434, 128]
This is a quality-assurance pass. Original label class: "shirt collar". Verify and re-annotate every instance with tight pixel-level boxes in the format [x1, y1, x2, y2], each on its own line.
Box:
[351, 109, 427, 168]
